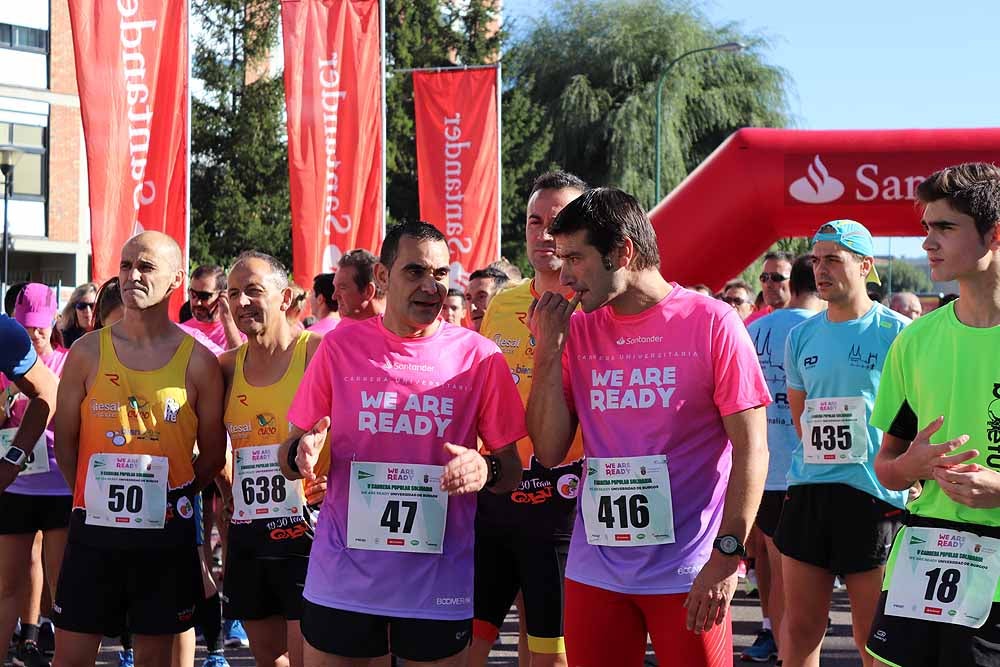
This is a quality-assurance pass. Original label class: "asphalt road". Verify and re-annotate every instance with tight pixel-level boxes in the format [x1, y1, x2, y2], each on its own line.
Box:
[84, 590, 863, 666]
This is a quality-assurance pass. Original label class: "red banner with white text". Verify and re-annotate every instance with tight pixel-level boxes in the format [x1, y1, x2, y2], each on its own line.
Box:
[413, 68, 499, 290]
[281, 0, 384, 290]
[68, 0, 188, 314]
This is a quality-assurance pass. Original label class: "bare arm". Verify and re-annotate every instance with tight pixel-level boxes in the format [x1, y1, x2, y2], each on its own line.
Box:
[53, 339, 97, 491]
[488, 443, 522, 494]
[191, 347, 227, 491]
[526, 292, 580, 468]
[0, 360, 59, 493]
[875, 417, 976, 492]
[788, 387, 805, 440]
[216, 294, 244, 350]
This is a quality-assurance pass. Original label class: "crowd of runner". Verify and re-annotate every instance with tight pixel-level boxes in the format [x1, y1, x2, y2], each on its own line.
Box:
[0, 162, 997, 667]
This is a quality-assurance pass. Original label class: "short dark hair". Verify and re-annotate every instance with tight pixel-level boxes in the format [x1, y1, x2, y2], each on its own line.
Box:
[312, 272, 337, 311]
[339, 249, 381, 296]
[763, 251, 795, 265]
[790, 254, 817, 296]
[446, 288, 465, 302]
[191, 265, 226, 292]
[917, 163, 1000, 237]
[231, 251, 289, 290]
[468, 267, 509, 290]
[723, 279, 752, 297]
[4, 282, 27, 317]
[529, 171, 589, 197]
[379, 221, 447, 271]
[549, 187, 660, 271]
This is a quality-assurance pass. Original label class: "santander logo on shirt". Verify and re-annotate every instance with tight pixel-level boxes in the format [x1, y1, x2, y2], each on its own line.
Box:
[615, 335, 663, 346]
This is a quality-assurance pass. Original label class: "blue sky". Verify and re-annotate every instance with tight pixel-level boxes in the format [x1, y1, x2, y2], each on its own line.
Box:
[500, 0, 998, 256]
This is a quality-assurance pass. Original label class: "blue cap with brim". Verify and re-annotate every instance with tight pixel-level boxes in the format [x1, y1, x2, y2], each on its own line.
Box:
[811, 219, 881, 285]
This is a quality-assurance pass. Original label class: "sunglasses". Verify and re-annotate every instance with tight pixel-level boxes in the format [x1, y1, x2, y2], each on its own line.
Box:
[189, 289, 219, 302]
[74, 301, 95, 311]
[759, 273, 789, 283]
[723, 296, 749, 306]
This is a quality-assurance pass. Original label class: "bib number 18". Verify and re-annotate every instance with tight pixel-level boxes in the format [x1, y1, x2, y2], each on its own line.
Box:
[924, 567, 961, 604]
[596, 494, 649, 529]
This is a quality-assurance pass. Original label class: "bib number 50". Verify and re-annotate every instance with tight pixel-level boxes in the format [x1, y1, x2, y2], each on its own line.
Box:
[108, 484, 143, 513]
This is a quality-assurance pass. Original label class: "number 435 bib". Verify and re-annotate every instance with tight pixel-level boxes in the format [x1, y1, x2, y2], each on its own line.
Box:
[803, 396, 869, 464]
[581, 455, 674, 547]
[346, 461, 448, 554]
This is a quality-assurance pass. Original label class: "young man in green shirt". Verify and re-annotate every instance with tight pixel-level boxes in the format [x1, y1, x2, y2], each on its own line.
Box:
[867, 162, 1000, 667]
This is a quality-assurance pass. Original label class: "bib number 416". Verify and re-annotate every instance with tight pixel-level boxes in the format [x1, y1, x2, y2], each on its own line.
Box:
[597, 494, 649, 529]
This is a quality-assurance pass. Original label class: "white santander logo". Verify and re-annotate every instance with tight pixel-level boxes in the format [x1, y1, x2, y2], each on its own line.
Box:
[788, 155, 845, 204]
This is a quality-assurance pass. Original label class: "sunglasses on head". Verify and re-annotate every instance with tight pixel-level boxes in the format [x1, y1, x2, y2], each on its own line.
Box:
[759, 272, 789, 283]
[74, 301, 95, 311]
[189, 289, 218, 302]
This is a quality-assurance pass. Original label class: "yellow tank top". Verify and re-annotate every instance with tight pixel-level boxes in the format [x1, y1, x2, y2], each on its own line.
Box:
[75, 327, 199, 510]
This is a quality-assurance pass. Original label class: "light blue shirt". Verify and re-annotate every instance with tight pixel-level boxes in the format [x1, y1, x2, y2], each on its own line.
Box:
[784, 303, 909, 507]
[748, 308, 814, 491]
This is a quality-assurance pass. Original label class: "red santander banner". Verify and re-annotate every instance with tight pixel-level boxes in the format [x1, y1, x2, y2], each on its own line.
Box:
[413, 68, 500, 290]
[281, 0, 384, 290]
[68, 0, 188, 313]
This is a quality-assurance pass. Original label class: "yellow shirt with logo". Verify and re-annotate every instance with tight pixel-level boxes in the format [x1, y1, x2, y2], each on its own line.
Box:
[477, 279, 584, 539]
[73, 327, 199, 547]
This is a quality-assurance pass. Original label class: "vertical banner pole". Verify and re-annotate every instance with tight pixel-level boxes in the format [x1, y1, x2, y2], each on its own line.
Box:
[185, 0, 192, 289]
[380, 0, 387, 237]
[495, 62, 502, 261]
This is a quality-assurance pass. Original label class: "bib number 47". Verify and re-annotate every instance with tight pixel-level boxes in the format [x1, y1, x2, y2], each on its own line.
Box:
[380, 500, 417, 534]
[597, 494, 649, 529]
[811, 425, 852, 451]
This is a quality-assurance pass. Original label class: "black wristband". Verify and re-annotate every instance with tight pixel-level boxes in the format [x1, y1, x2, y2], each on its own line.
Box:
[287, 437, 301, 475]
[484, 454, 501, 488]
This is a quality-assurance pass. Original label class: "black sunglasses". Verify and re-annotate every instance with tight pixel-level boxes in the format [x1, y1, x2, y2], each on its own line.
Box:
[723, 296, 749, 306]
[74, 301, 95, 311]
[189, 289, 218, 302]
[759, 273, 789, 283]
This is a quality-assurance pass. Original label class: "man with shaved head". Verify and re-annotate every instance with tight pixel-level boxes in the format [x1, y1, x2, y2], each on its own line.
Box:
[51, 231, 227, 667]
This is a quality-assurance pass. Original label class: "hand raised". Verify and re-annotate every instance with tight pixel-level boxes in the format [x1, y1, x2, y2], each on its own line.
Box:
[897, 416, 976, 482]
[297, 416, 330, 482]
[527, 291, 581, 356]
[439, 442, 488, 496]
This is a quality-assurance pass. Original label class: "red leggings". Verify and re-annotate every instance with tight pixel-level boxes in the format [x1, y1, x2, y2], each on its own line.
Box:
[564, 578, 733, 667]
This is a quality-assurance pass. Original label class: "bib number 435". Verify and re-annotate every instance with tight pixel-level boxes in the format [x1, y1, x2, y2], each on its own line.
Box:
[810, 424, 852, 451]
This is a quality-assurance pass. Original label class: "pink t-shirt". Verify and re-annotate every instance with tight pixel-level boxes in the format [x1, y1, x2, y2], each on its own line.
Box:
[306, 315, 340, 337]
[177, 322, 225, 356]
[180, 317, 244, 351]
[288, 317, 526, 620]
[3, 347, 70, 496]
[561, 285, 771, 595]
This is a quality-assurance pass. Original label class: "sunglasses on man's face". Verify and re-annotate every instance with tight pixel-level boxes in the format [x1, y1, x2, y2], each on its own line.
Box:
[759, 273, 789, 283]
[74, 301, 95, 311]
[189, 289, 218, 302]
[723, 296, 749, 306]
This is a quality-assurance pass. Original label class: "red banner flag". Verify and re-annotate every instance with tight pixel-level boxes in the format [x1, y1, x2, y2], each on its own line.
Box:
[68, 0, 189, 313]
[413, 68, 500, 290]
[281, 0, 384, 290]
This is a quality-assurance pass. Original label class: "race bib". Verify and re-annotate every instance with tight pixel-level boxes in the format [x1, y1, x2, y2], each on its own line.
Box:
[581, 455, 674, 547]
[885, 526, 1000, 628]
[0, 428, 48, 476]
[802, 396, 869, 464]
[346, 461, 448, 554]
[84, 453, 168, 529]
[233, 445, 304, 520]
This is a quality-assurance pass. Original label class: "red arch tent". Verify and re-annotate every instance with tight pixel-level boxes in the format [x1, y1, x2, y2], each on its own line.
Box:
[648, 127, 1000, 290]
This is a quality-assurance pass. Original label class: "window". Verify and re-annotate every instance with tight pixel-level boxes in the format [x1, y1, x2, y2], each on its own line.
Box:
[0, 24, 48, 54]
[0, 123, 46, 200]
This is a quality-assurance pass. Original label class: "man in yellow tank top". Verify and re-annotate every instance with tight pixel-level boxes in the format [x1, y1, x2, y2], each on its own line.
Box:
[219, 252, 323, 667]
[51, 232, 227, 667]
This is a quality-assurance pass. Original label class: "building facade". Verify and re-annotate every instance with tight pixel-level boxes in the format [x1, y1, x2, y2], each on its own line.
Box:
[0, 3, 89, 294]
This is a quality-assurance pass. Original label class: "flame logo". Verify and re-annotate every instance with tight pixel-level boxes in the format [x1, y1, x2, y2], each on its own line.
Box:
[789, 155, 845, 204]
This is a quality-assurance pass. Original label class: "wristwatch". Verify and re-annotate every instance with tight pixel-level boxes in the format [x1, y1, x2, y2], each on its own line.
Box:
[713, 534, 746, 558]
[2, 445, 27, 468]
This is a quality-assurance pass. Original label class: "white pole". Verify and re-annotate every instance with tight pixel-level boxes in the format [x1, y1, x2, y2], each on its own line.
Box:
[495, 62, 502, 261]
[379, 0, 387, 239]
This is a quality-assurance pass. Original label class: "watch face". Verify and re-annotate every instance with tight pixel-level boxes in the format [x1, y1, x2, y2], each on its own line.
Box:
[719, 535, 739, 554]
[3, 447, 24, 464]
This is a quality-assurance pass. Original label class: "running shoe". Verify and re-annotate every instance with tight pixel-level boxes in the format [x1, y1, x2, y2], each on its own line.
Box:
[13, 641, 51, 667]
[223, 620, 249, 648]
[37, 621, 54, 654]
[739, 629, 777, 663]
[118, 648, 135, 667]
[202, 651, 230, 667]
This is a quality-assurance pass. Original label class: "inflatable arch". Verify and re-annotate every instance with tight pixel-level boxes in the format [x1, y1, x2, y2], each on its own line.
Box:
[648, 127, 1000, 290]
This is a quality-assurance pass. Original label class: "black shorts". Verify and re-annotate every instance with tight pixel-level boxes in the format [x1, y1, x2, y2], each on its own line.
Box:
[755, 490, 785, 538]
[300, 598, 471, 662]
[774, 483, 903, 575]
[473, 529, 568, 652]
[223, 553, 307, 620]
[53, 540, 201, 636]
[0, 492, 71, 534]
[867, 591, 1000, 667]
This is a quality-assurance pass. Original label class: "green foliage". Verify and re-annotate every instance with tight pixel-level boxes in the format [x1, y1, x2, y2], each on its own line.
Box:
[505, 0, 790, 209]
[190, 0, 290, 270]
[882, 259, 932, 294]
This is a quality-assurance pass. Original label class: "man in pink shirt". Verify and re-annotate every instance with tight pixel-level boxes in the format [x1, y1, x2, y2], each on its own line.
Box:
[278, 221, 524, 666]
[183, 265, 245, 350]
[527, 188, 771, 667]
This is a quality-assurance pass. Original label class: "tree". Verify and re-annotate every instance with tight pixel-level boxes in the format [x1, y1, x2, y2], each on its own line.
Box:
[881, 259, 932, 294]
[505, 0, 790, 211]
[190, 0, 291, 270]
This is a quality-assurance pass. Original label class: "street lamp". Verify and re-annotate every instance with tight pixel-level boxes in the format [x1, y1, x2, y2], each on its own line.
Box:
[654, 41, 744, 203]
[0, 145, 24, 294]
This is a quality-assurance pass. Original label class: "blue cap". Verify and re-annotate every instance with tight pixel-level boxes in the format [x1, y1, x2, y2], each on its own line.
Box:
[811, 219, 880, 285]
